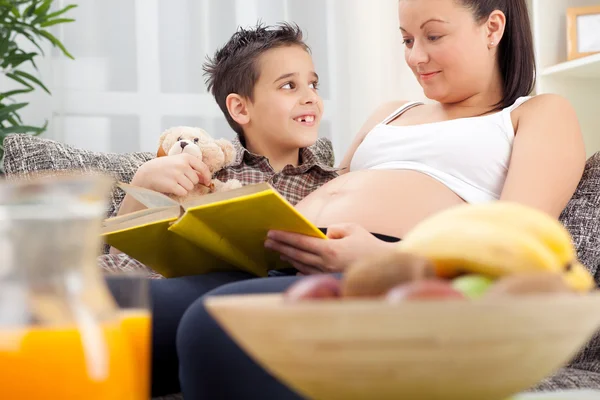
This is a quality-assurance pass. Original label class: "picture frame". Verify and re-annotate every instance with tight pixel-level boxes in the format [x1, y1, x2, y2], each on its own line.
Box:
[567, 5, 600, 61]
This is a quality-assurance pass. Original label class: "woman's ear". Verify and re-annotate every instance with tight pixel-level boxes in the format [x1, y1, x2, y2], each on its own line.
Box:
[226, 94, 251, 127]
[485, 10, 506, 49]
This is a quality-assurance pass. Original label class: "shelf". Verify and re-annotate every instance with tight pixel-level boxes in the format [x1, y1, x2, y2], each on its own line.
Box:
[541, 53, 600, 79]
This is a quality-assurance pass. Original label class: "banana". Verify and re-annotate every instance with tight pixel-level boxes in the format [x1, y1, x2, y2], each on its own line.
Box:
[396, 202, 595, 292]
[408, 202, 575, 262]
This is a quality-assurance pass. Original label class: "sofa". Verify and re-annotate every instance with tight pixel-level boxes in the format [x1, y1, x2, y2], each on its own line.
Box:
[4, 133, 600, 394]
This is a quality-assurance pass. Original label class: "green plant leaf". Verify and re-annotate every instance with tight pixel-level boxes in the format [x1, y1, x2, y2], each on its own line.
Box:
[44, 4, 77, 20]
[0, 124, 46, 134]
[0, 102, 28, 120]
[10, 5, 20, 18]
[10, 25, 45, 55]
[2, 51, 36, 69]
[12, 70, 50, 94]
[6, 72, 34, 90]
[7, 113, 23, 125]
[0, 88, 34, 100]
[0, 36, 15, 56]
[23, 1, 37, 18]
[33, 119, 47, 135]
[38, 30, 73, 59]
[33, 0, 52, 18]
[40, 18, 74, 28]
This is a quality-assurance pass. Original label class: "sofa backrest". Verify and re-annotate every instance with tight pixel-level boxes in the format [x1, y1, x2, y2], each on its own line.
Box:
[2, 133, 336, 218]
[558, 152, 600, 279]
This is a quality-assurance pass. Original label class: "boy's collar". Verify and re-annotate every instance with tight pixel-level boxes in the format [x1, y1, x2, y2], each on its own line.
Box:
[229, 136, 339, 172]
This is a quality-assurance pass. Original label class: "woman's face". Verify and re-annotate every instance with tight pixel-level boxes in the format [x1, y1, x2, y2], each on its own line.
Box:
[398, 0, 498, 104]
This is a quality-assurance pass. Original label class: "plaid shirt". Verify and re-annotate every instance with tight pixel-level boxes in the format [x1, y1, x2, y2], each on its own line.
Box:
[216, 136, 339, 206]
[98, 136, 339, 277]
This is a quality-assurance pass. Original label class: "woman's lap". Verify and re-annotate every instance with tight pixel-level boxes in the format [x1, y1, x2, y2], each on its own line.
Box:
[149, 270, 256, 396]
[176, 274, 325, 400]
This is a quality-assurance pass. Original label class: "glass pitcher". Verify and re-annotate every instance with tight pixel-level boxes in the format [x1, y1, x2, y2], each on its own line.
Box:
[0, 173, 136, 399]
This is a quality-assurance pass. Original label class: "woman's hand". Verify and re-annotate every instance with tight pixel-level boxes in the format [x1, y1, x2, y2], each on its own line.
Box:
[264, 223, 395, 275]
[131, 153, 212, 197]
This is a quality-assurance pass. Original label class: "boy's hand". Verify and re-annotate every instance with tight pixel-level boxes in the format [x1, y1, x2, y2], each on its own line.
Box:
[131, 154, 212, 197]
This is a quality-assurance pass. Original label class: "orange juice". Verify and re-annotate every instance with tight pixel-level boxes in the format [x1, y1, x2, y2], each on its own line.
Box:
[0, 321, 136, 399]
[120, 309, 152, 400]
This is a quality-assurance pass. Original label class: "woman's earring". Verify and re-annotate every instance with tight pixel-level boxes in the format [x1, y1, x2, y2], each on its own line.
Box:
[489, 41, 495, 47]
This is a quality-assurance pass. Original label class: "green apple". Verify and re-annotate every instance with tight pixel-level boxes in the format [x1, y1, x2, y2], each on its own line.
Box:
[451, 275, 495, 299]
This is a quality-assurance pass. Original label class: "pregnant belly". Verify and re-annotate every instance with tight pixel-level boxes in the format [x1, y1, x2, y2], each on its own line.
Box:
[294, 170, 466, 239]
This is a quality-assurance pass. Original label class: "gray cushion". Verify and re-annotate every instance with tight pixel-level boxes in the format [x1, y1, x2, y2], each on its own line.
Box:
[559, 152, 600, 277]
[532, 153, 600, 391]
[2, 134, 155, 219]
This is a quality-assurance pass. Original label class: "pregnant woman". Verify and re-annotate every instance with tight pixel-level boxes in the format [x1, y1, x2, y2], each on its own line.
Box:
[151, 0, 586, 398]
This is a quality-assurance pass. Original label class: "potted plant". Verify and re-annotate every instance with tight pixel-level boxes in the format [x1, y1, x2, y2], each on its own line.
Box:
[0, 0, 76, 163]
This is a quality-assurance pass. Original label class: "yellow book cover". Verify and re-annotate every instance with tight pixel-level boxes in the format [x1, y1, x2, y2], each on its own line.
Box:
[100, 182, 326, 278]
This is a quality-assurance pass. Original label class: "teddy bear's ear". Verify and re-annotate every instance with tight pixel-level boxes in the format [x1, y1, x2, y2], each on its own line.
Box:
[215, 138, 238, 166]
[157, 130, 170, 157]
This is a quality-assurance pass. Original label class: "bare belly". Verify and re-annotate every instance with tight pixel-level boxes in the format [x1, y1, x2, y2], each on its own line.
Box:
[295, 170, 465, 239]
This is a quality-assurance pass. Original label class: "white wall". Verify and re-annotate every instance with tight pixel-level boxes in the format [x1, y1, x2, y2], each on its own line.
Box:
[16, 0, 427, 163]
[330, 0, 426, 157]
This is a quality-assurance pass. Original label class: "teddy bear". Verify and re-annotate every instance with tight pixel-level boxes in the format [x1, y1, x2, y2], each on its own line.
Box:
[157, 126, 242, 201]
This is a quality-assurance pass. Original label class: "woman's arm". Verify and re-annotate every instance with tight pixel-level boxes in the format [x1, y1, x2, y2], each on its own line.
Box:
[337, 101, 408, 174]
[499, 94, 586, 217]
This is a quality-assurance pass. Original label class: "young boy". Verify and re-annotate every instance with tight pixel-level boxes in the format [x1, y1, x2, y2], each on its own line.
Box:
[100, 24, 337, 396]
[116, 22, 338, 218]
[103, 24, 339, 395]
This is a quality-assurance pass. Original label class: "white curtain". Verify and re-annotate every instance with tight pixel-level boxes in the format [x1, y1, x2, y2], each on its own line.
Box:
[20, 0, 426, 162]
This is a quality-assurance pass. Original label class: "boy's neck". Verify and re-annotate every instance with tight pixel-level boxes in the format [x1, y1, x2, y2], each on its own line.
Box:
[243, 136, 300, 172]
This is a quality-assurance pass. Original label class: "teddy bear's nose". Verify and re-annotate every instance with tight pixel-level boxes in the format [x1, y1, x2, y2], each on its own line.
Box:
[180, 141, 188, 149]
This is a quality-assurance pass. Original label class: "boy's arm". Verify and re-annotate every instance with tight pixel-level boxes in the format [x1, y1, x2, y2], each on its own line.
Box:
[337, 101, 409, 174]
[108, 154, 212, 255]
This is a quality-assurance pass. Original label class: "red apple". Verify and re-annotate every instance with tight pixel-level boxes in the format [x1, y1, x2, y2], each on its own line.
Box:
[284, 275, 342, 301]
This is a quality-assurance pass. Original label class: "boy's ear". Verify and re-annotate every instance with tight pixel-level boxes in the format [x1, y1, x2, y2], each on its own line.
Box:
[226, 94, 250, 126]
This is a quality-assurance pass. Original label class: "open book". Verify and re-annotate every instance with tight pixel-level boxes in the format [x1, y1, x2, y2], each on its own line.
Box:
[100, 182, 326, 278]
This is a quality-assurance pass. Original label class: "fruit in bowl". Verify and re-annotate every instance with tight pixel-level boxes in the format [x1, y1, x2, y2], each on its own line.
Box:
[206, 202, 600, 400]
[284, 201, 594, 303]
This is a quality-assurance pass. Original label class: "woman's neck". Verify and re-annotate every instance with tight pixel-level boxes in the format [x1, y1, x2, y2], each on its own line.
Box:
[442, 70, 505, 115]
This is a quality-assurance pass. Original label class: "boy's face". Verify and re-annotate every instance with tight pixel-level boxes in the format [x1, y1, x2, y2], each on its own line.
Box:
[245, 45, 323, 152]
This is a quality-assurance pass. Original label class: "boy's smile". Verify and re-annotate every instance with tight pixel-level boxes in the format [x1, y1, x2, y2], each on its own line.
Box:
[293, 113, 316, 126]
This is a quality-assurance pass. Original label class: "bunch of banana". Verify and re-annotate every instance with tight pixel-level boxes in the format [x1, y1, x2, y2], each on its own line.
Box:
[396, 202, 595, 292]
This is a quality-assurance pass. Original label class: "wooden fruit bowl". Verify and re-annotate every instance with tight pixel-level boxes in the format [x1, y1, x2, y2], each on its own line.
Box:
[205, 292, 600, 400]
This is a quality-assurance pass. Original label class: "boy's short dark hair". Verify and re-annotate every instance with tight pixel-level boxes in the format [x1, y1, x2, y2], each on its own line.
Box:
[203, 22, 310, 136]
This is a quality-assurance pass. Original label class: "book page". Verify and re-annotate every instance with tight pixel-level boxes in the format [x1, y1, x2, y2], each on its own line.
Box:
[117, 182, 180, 208]
[101, 207, 181, 233]
[182, 182, 274, 210]
[102, 206, 179, 227]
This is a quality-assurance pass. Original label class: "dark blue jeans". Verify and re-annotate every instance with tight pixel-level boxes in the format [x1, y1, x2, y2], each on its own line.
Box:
[150, 272, 311, 399]
[176, 275, 312, 400]
[149, 271, 256, 396]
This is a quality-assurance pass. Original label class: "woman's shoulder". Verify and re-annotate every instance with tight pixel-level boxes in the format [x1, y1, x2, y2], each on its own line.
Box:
[514, 93, 576, 119]
[512, 94, 580, 137]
